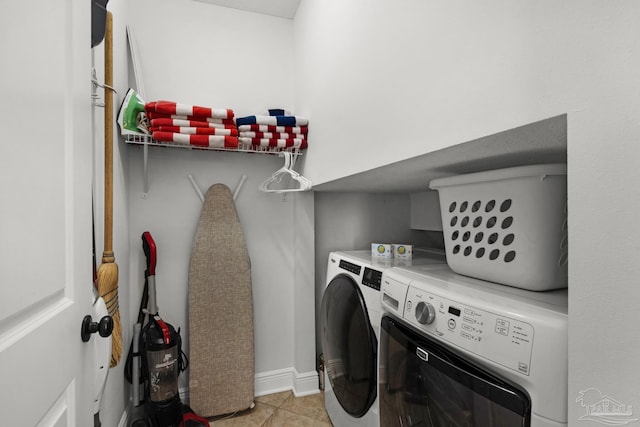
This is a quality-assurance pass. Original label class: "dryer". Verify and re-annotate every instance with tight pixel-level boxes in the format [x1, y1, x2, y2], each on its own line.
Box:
[320, 250, 446, 427]
[379, 266, 568, 426]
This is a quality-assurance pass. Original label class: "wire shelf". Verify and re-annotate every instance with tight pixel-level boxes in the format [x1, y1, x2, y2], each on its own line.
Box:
[125, 134, 304, 196]
[125, 134, 304, 156]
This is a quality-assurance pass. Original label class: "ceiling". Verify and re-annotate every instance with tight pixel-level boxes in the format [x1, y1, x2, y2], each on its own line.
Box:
[192, 0, 302, 19]
[313, 115, 568, 193]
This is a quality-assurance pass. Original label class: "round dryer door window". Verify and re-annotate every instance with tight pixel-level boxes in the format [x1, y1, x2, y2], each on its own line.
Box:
[321, 273, 377, 418]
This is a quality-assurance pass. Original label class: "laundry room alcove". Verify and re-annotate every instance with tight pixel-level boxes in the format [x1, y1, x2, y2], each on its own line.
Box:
[311, 114, 568, 358]
[120, 0, 320, 406]
[6, 0, 639, 425]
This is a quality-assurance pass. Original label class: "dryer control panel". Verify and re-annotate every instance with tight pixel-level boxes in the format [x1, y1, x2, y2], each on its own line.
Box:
[403, 285, 534, 376]
[338, 260, 382, 291]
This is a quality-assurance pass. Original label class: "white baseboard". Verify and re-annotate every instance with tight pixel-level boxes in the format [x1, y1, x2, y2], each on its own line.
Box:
[255, 367, 320, 397]
[292, 369, 322, 397]
[118, 368, 320, 424]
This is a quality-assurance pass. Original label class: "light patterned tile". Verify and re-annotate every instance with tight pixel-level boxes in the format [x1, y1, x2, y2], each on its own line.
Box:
[278, 392, 330, 423]
[263, 408, 331, 427]
[208, 402, 275, 426]
[255, 390, 293, 408]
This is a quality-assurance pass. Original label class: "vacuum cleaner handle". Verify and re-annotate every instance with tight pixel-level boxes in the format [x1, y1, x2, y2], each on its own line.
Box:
[141, 231, 157, 277]
[141, 231, 158, 315]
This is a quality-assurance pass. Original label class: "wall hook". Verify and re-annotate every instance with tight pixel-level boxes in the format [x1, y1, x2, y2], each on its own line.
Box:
[91, 67, 117, 107]
[188, 174, 247, 202]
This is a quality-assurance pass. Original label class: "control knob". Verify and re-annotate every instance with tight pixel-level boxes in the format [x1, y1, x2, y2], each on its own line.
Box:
[415, 301, 436, 325]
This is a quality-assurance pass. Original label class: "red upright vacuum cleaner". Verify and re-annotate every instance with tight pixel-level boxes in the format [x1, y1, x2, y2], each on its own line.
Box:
[126, 232, 189, 427]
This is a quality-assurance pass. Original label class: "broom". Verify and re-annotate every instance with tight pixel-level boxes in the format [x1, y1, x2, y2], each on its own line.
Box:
[97, 11, 122, 367]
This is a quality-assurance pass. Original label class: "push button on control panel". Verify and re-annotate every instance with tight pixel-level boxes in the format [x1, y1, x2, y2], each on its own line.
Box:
[495, 318, 510, 336]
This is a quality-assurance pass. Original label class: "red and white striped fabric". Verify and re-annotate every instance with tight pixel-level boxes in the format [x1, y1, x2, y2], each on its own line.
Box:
[238, 131, 305, 140]
[150, 118, 236, 129]
[237, 124, 308, 135]
[149, 126, 238, 136]
[145, 101, 234, 120]
[153, 131, 239, 148]
[239, 137, 307, 149]
[146, 111, 236, 125]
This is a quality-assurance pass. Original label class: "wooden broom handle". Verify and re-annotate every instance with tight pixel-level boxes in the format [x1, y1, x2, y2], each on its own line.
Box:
[103, 11, 114, 261]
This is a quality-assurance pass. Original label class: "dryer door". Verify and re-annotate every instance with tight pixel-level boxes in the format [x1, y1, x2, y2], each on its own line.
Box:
[380, 316, 531, 427]
[321, 273, 377, 418]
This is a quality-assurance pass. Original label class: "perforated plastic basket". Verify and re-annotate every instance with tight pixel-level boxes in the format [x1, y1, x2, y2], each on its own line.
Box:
[429, 164, 567, 291]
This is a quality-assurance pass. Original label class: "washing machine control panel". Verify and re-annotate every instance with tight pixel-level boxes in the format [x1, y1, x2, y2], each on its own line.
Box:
[404, 285, 534, 376]
[339, 259, 361, 275]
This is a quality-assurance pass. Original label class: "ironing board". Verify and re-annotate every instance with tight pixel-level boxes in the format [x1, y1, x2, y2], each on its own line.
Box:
[188, 184, 254, 417]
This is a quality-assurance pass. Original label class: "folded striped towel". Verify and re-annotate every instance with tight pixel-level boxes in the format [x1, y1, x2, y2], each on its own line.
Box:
[147, 111, 236, 125]
[236, 115, 309, 127]
[239, 137, 307, 150]
[152, 131, 238, 148]
[238, 131, 305, 140]
[149, 126, 238, 136]
[146, 101, 234, 120]
[237, 124, 308, 135]
[150, 118, 236, 129]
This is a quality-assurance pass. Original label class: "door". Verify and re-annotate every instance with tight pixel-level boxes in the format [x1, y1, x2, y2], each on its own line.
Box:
[320, 273, 377, 418]
[0, 1, 95, 426]
[380, 316, 531, 427]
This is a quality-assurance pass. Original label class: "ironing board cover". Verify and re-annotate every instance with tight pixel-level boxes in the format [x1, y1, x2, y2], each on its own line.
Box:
[188, 184, 254, 417]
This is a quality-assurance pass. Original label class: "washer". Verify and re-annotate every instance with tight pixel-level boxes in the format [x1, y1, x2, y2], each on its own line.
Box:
[320, 250, 446, 427]
[379, 266, 568, 427]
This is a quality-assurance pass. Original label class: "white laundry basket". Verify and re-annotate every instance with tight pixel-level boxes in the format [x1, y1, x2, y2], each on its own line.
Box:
[429, 164, 568, 291]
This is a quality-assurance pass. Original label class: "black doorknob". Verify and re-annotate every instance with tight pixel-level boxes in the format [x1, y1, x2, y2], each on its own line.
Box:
[81, 315, 114, 342]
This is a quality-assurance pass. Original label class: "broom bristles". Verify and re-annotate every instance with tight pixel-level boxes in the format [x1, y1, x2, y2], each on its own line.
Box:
[109, 310, 123, 367]
[97, 261, 122, 367]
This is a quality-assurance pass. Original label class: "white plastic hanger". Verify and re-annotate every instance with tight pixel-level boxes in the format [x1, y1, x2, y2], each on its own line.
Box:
[259, 152, 312, 193]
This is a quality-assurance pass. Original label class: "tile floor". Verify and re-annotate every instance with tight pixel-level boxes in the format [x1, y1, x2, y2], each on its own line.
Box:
[208, 390, 333, 426]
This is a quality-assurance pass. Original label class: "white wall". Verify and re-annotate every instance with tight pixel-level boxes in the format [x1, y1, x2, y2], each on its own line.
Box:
[565, 15, 640, 422]
[292, 192, 317, 382]
[126, 147, 313, 383]
[293, 0, 640, 423]
[128, 0, 296, 116]
[294, 0, 571, 186]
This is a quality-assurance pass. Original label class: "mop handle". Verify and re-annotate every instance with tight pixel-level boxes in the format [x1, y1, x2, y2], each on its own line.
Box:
[103, 11, 114, 260]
